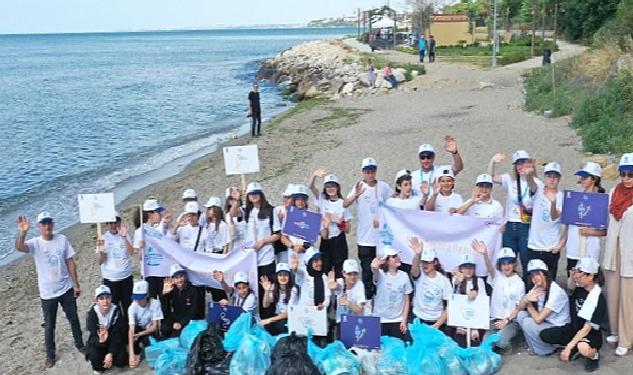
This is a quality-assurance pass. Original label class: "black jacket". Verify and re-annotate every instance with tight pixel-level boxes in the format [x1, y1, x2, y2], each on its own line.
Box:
[160, 281, 199, 328]
[86, 303, 126, 358]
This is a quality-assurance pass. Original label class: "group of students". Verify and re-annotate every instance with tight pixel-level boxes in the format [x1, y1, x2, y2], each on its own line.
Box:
[15, 137, 633, 373]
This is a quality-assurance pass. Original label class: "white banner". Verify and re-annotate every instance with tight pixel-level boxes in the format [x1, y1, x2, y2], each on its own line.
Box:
[378, 206, 502, 276]
[223, 145, 260, 175]
[77, 193, 116, 223]
[448, 295, 491, 329]
[142, 227, 259, 294]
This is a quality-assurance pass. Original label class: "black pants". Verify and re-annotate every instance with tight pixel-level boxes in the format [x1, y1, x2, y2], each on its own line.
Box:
[88, 338, 128, 371]
[358, 245, 376, 299]
[529, 249, 561, 282]
[103, 275, 133, 318]
[41, 288, 84, 359]
[429, 51, 435, 62]
[381, 322, 411, 342]
[264, 319, 288, 336]
[320, 233, 348, 278]
[161, 320, 183, 338]
[540, 323, 603, 350]
[193, 285, 207, 320]
[146, 276, 164, 299]
[258, 262, 276, 319]
[131, 325, 154, 355]
[417, 318, 447, 334]
[251, 111, 261, 136]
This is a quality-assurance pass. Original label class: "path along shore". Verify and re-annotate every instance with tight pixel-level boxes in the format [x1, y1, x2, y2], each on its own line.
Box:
[2, 40, 631, 374]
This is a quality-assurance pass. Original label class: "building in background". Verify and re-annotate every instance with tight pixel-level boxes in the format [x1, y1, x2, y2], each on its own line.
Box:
[429, 14, 473, 46]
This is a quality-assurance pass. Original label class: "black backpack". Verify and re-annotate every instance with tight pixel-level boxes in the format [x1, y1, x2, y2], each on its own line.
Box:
[186, 324, 226, 375]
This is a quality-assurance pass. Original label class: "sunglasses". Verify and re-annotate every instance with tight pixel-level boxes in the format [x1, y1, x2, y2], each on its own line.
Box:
[620, 171, 633, 178]
[419, 153, 434, 160]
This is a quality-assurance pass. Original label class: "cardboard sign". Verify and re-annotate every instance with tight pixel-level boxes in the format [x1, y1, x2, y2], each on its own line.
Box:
[561, 190, 609, 229]
[287, 305, 327, 336]
[448, 295, 490, 330]
[282, 206, 322, 244]
[340, 315, 381, 350]
[223, 145, 260, 175]
[207, 303, 244, 332]
[77, 193, 116, 223]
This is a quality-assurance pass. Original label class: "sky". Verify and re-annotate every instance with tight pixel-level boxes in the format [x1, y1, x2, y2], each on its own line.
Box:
[0, 0, 420, 34]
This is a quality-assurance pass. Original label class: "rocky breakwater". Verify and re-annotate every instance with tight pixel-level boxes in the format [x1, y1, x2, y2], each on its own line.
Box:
[257, 40, 411, 100]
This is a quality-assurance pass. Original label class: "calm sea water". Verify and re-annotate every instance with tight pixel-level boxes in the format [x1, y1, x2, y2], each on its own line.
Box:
[0, 27, 354, 264]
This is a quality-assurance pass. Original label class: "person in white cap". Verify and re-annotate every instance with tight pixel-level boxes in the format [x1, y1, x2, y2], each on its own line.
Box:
[539, 258, 606, 371]
[203, 197, 229, 254]
[603, 152, 633, 356]
[273, 184, 296, 264]
[280, 184, 318, 266]
[386, 169, 425, 210]
[214, 270, 258, 316]
[411, 135, 464, 197]
[472, 242, 525, 352]
[15, 212, 85, 368]
[311, 168, 351, 278]
[488, 150, 539, 277]
[179, 188, 207, 227]
[343, 157, 394, 299]
[527, 162, 566, 282]
[86, 285, 127, 373]
[96, 211, 134, 317]
[127, 280, 163, 368]
[424, 165, 463, 214]
[133, 198, 168, 298]
[455, 174, 504, 225]
[328, 259, 366, 338]
[516, 259, 570, 356]
[565, 162, 607, 276]
[370, 245, 413, 340]
[449, 252, 487, 347]
[159, 264, 200, 338]
[259, 263, 299, 335]
[224, 187, 247, 252]
[409, 237, 451, 332]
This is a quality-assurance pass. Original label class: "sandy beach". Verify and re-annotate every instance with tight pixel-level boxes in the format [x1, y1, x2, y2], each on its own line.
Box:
[1, 41, 631, 374]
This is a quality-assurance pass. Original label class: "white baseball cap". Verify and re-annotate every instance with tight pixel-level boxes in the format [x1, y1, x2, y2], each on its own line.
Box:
[276, 263, 291, 274]
[512, 150, 530, 164]
[184, 201, 199, 214]
[170, 264, 187, 277]
[459, 253, 476, 267]
[143, 199, 164, 212]
[94, 285, 111, 298]
[420, 248, 437, 262]
[395, 169, 411, 182]
[576, 257, 600, 274]
[37, 211, 53, 223]
[575, 162, 602, 178]
[437, 165, 455, 179]
[324, 174, 340, 185]
[381, 245, 400, 259]
[182, 188, 197, 200]
[418, 144, 435, 155]
[204, 196, 223, 208]
[292, 184, 310, 198]
[233, 271, 249, 285]
[475, 173, 493, 185]
[246, 182, 263, 194]
[619, 153, 633, 172]
[132, 280, 149, 300]
[527, 259, 548, 273]
[361, 157, 377, 169]
[343, 259, 360, 273]
[282, 183, 296, 197]
[496, 247, 516, 263]
[544, 162, 562, 175]
[305, 247, 321, 264]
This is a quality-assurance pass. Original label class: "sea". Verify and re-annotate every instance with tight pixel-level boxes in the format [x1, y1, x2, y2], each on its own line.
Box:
[0, 27, 355, 265]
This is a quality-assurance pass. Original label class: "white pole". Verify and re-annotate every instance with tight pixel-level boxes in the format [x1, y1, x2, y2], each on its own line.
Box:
[492, 0, 498, 68]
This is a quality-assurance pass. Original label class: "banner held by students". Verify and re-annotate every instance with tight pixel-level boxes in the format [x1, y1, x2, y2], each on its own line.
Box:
[78, 193, 116, 223]
[378, 206, 501, 276]
[223, 145, 260, 175]
[207, 303, 244, 332]
[282, 206, 323, 244]
[561, 190, 609, 229]
[448, 295, 490, 330]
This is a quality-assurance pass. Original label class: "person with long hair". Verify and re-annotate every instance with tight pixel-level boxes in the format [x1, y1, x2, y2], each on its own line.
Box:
[203, 197, 229, 254]
[224, 187, 246, 252]
[424, 166, 463, 214]
[386, 169, 425, 209]
[259, 263, 298, 335]
[273, 184, 295, 264]
[328, 259, 366, 338]
[133, 199, 169, 299]
[449, 253, 487, 347]
[603, 153, 633, 356]
[280, 184, 317, 269]
[517, 259, 570, 356]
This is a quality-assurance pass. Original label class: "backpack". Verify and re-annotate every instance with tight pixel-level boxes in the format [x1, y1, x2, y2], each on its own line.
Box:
[186, 324, 226, 375]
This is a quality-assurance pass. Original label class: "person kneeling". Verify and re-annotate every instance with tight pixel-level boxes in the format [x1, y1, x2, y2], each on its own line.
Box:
[160, 264, 199, 338]
[540, 258, 606, 372]
[86, 285, 127, 373]
[128, 280, 163, 368]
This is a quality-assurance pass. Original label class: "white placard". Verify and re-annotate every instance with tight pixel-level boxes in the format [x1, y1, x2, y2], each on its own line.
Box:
[287, 305, 328, 336]
[77, 193, 116, 224]
[448, 294, 490, 330]
[223, 145, 260, 175]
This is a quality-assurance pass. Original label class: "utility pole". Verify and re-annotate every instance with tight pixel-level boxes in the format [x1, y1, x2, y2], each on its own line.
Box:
[492, 0, 498, 68]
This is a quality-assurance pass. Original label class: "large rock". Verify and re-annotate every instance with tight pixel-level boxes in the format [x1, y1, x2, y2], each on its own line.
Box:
[393, 68, 407, 82]
[341, 82, 355, 95]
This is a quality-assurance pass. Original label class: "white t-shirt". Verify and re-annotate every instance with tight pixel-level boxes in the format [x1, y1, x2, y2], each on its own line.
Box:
[488, 273, 525, 319]
[385, 196, 422, 210]
[128, 298, 163, 329]
[315, 197, 350, 239]
[227, 214, 247, 251]
[270, 286, 299, 315]
[501, 174, 538, 223]
[296, 270, 331, 308]
[373, 270, 413, 323]
[169, 224, 206, 252]
[528, 182, 564, 251]
[232, 292, 258, 315]
[99, 231, 133, 281]
[452, 277, 487, 296]
[413, 272, 452, 321]
[335, 279, 367, 323]
[536, 282, 571, 326]
[433, 192, 464, 214]
[26, 234, 76, 300]
[243, 206, 281, 266]
[203, 221, 229, 253]
[566, 224, 601, 261]
[346, 181, 393, 246]
[465, 199, 504, 224]
[412, 167, 439, 196]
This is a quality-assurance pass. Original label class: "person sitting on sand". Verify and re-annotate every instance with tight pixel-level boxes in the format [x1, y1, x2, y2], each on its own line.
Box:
[411, 136, 464, 197]
[127, 280, 163, 368]
[86, 285, 127, 373]
[159, 264, 200, 338]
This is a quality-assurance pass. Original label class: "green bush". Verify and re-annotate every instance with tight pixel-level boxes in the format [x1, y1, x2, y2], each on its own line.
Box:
[523, 64, 580, 117]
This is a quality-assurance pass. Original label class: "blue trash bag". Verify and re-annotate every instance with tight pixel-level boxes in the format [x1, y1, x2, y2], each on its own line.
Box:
[179, 320, 208, 350]
[455, 334, 502, 375]
[229, 333, 273, 375]
[320, 341, 361, 375]
[376, 336, 407, 375]
[155, 347, 189, 375]
[408, 320, 451, 349]
[146, 337, 181, 369]
[306, 332, 324, 368]
[252, 324, 277, 349]
[223, 313, 253, 352]
[438, 342, 467, 375]
[406, 342, 445, 375]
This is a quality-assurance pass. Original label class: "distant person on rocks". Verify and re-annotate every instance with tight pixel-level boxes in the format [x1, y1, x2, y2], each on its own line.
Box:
[428, 35, 436, 63]
[15, 212, 85, 368]
[367, 58, 376, 88]
[383, 64, 398, 89]
[248, 81, 262, 137]
[418, 35, 427, 62]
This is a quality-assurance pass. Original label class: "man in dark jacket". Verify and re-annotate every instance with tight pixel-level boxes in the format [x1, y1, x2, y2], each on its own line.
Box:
[160, 264, 200, 338]
[86, 285, 128, 373]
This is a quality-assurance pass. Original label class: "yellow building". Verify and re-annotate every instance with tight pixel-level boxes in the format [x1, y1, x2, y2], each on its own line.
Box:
[429, 14, 473, 46]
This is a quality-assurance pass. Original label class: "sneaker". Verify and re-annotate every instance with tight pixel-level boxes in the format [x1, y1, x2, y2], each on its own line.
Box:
[606, 335, 619, 348]
[44, 357, 55, 368]
[93, 371, 104, 375]
[77, 346, 87, 355]
[584, 358, 599, 372]
[615, 346, 629, 356]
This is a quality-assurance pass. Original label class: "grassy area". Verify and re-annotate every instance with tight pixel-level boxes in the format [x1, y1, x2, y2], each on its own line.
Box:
[267, 98, 329, 130]
[357, 52, 426, 79]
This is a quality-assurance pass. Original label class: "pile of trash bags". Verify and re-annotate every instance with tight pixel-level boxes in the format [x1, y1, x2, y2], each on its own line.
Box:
[145, 320, 208, 375]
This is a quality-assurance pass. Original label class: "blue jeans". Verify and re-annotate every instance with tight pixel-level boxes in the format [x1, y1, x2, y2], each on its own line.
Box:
[384, 75, 398, 88]
[419, 49, 426, 62]
[502, 221, 530, 277]
[40, 288, 84, 359]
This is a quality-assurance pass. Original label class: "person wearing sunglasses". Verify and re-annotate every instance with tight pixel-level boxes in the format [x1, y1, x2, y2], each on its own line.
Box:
[603, 152, 633, 356]
[411, 135, 464, 198]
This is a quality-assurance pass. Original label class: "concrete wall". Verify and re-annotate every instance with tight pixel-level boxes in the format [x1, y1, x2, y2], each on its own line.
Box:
[429, 22, 473, 46]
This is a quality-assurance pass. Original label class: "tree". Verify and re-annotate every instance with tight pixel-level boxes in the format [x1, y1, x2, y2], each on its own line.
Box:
[407, 0, 440, 37]
[560, 0, 619, 42]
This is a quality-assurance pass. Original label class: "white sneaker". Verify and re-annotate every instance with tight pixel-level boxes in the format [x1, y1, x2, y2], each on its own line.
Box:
[606, 335, 619, 344]
[615, 346, 629, 356]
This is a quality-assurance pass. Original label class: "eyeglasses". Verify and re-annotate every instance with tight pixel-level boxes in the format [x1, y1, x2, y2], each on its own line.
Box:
[620, 171, 633, 178]
[419, 153, 434, 160]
